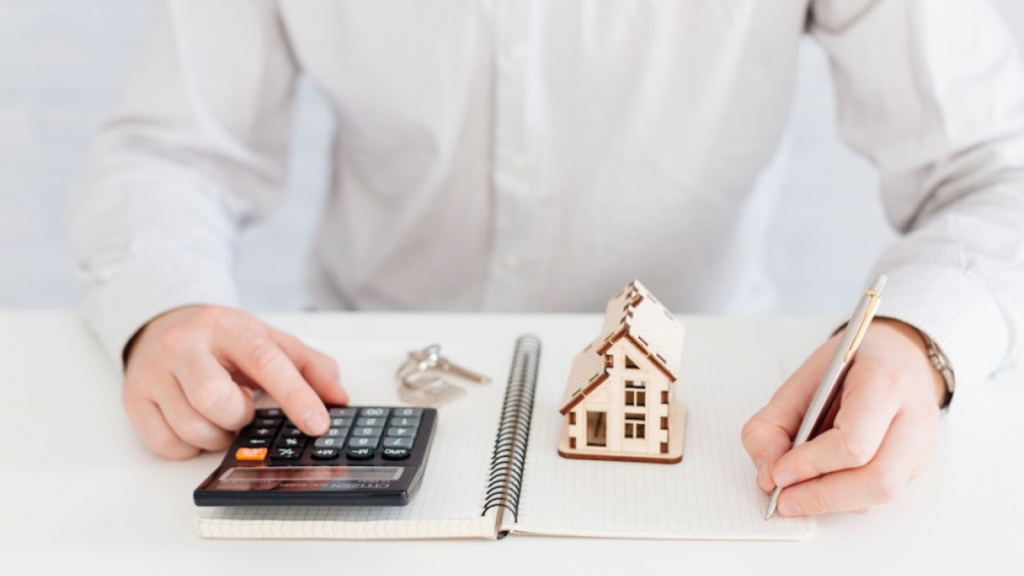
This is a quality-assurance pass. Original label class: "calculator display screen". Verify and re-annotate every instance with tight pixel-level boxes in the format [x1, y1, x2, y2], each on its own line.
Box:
[205, 466, 405, 492]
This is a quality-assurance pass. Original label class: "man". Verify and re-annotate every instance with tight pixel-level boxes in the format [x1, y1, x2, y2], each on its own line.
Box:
[71, 0, 1024, 518]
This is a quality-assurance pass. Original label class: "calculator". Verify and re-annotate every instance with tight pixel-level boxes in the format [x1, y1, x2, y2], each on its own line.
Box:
[194, 406, 437, 507]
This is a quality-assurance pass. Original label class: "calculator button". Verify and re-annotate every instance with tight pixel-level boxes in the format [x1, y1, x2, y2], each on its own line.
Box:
[323, 427, 350, 438]
[356, 417, 386, 427]
[328, 407, 358, 417]
[329, 417, 354, 428]
[252, 417, 282, 427]
[385, 427, 416, 437]
[351, 427, 384, 438]
[392, 408, 423, 418]
[314, 436, 347, 449]
[359, 407, 391, 418]
[275, 436, 306, 449]
[240, 437, 271, 447]
[347, 436, 380, 450]
[390, 417, 421, 428]
[235, 447, 268, 461]
[383, 437, 414, 449]
[346, 447, 374, 460]
[243, 427, 277, 438]
[382, 447, 411, 460]
[311, 448, 339, 460]
[278, 427, 305, 437]
[256, 408, 283, 418]
[270, 447, 302, 460]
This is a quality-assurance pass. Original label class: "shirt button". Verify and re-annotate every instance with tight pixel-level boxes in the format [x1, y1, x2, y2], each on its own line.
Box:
[503, 253, 523, 272]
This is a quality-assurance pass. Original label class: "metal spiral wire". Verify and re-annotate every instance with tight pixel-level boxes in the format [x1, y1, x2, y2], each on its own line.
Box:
[481, 335, 541, 525]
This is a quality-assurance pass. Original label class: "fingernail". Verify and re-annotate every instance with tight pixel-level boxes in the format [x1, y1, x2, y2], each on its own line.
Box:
[756, 461, 769, 488]
[304, 411, 327, 435]
[779, 501, 802, 517]
[775, 472, 798, 488]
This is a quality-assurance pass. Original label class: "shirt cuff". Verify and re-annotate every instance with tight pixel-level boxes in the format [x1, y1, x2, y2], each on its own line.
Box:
[873, 264, 1009, 408]
[80, 251, 240, 370]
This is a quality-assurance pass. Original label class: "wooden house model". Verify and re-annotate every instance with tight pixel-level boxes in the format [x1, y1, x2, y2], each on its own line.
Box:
[557, 280, 687, 464]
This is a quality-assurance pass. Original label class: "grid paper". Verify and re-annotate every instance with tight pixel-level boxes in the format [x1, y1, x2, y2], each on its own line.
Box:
[194, 337, 516, 540]
[506, 336, 815, 540]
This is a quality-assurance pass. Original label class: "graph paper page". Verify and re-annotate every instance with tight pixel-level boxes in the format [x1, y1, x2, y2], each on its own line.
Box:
[195, 337, 515, 540]
[507, 332, 816, 540]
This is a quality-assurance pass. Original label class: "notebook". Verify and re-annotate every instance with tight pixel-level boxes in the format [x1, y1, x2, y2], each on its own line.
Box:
[194, 331, 815, 541]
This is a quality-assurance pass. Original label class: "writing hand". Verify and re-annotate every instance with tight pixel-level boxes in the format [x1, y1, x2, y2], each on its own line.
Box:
[741, 319, 946, 516]
[123, 305, 348, 459]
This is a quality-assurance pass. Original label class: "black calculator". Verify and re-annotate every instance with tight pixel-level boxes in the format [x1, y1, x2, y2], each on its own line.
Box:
[194, 406, 437, 507]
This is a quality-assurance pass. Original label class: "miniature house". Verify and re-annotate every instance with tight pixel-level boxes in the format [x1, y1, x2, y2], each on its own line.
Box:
[557, 280, 687, 464]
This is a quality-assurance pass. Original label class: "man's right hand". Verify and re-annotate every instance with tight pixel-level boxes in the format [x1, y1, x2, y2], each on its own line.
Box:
[123, 305, 348, 459]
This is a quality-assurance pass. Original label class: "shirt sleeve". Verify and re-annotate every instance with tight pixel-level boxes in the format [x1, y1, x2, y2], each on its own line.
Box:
[810, 0, 1024, 399]
[69, 0, 298, 368]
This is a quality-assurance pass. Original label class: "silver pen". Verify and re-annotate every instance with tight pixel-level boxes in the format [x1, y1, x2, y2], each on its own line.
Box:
[764, 273, 886, 520]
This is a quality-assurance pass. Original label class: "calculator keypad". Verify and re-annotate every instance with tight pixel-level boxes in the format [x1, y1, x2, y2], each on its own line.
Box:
[198, 405, 436, 507]
[230, 406, 431, 467]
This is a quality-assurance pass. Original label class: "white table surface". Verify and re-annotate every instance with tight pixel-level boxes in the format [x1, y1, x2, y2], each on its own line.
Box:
[1, 311, 1021, 575]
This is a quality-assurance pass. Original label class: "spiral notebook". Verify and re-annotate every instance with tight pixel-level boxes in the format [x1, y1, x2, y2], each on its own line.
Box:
[195, 334, 814, 540]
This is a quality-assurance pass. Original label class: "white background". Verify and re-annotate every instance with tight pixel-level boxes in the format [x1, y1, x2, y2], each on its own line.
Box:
[1, 0, 1022, 314]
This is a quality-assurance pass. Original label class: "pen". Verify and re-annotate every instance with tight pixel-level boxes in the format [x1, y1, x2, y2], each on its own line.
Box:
[764, 273, 886, 520]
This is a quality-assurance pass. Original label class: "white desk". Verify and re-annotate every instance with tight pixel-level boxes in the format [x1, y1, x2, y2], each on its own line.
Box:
[1, 311, 1021, 575]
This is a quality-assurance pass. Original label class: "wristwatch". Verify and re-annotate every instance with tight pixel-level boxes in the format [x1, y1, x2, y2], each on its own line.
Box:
[918, 331, 955, 409]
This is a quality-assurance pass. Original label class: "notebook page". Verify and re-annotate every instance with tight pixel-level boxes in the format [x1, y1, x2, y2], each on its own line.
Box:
[506, 332, 816, 540]
[195, 337, 515, 540]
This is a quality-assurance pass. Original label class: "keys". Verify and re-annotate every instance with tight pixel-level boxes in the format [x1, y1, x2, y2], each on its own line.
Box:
[397, 345, 490, 408]
[351, 426, 384, 438]
[390, 417, 421, 428]
[231, 406, 429, 466]
[383, 437, 414, 449]
[243, 427, 277, 438]
[314, 436, 347, 449]
[235, 447, 268, 461]
[271, 447, 302, 461]
[382, 448, 411, 460]
[240, 437, 271, 447]
[311, 448, 339, 460]
[401, 345, 490, 385]
[275, 436, 306, 449]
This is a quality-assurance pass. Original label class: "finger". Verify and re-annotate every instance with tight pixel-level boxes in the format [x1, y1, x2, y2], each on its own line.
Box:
[776, 409, 927, 516]
[173, 352, 255, 431]
[742, 337, 837, 491]
[269, 329, 349, 406]
[152, 377, 236, 452]
[219, 330, 330, 437]
[770, 362, 902, 487]
[124, 395, 200, 460]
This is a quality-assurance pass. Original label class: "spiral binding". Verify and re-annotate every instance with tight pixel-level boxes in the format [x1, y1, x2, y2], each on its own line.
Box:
[481, 335, 542, 527]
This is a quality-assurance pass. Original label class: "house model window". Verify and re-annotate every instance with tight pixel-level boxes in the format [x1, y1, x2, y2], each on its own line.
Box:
[557, 280, 688, 464]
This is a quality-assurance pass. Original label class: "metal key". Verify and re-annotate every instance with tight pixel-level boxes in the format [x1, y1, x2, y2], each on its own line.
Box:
[401, 344, 491, 385]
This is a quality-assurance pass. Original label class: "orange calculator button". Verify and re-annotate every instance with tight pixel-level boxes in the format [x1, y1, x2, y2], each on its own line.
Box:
[235, 447, 268, 461]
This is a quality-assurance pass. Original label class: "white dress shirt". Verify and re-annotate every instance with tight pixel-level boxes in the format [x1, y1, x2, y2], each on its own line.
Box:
[72, 0, 1024, 396]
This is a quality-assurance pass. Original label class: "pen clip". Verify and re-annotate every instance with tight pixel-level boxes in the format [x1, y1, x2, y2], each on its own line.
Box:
[844, 289, 881, 363]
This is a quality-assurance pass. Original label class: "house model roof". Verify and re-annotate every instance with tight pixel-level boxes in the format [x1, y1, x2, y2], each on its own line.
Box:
[558, 280, 685, 414]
